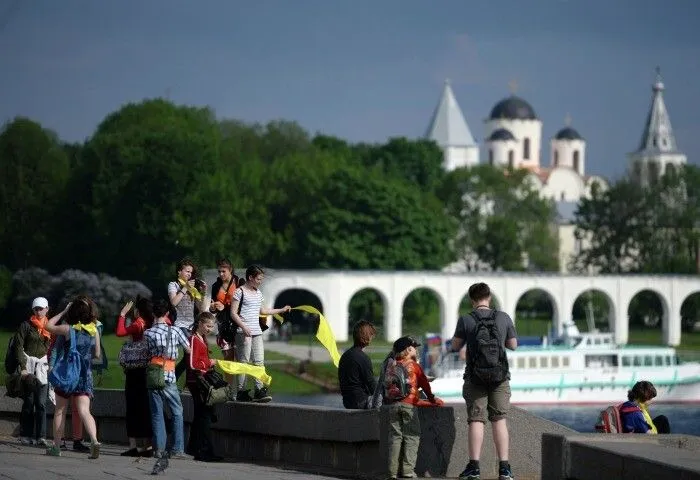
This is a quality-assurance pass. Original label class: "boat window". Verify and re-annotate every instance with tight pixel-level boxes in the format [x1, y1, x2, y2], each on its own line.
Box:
[655, 355, 664, 366]
[594, 338, 601, 345]
[603, 338, 611, 344]
[517, 358, 525, 369]
[665, 356, 671, 366]
[562, 356, 570, 367]
[644, 355, 653, 366]
[622, 356, 631, 367]
[633, 356, 642, 366]
[674, 355, 681, 365]
[551, 356, 560, 368]
[540, 356, 549, 368]
[528, 357, 537, 368]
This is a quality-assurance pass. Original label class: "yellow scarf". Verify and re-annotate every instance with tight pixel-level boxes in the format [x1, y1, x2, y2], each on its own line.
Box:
[639, 402, 658, 434]
[179, 278, 203, 301]
[274, 305, 341, 367]
[73, 322, 97, 336]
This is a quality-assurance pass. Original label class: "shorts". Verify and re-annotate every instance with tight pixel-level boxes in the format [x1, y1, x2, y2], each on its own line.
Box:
[462, 377, 511, 423]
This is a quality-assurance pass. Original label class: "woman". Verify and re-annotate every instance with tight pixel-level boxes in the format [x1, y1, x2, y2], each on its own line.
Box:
[620, 380, 671, 434]
[186, 312, 223, 462]
[115, 296, 154, 457]
[210, 258, 239, 376]
[45, 296, 101, 458]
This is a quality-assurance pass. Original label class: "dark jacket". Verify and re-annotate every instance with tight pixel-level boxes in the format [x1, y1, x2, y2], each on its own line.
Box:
[14, 320, 51, 370]
[338, 346, 377, 409]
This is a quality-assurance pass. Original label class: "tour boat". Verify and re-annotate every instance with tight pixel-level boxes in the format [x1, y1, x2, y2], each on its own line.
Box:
[423, 323, 700, 405]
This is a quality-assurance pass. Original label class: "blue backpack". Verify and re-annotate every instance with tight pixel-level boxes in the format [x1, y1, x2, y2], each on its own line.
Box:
[49, 328, 82, 393]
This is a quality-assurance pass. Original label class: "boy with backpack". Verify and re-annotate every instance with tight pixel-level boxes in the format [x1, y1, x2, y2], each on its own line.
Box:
[450, 283, 518, 480]
[377, 335, 443, 480]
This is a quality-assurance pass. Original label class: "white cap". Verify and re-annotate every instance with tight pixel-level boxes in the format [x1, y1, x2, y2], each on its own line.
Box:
[31, 297, 49, 309]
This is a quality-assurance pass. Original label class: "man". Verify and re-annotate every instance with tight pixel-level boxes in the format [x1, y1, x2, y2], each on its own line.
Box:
[338, 320, 377, 409]
[450, 282, 518, 480]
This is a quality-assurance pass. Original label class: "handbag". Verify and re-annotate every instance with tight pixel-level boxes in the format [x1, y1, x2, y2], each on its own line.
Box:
[48, 328, 82, 394]
[217, 279, 238, 343]
[196, 369, 232, 406]
[118, 339, 150, 369]
[146, 326, 172, 390]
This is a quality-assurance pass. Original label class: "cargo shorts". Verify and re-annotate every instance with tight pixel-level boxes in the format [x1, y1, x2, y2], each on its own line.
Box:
[462, 373, 511, 423]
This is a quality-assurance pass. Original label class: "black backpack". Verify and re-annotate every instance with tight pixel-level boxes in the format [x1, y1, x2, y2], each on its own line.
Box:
[468, 309, 509, 385]
[4, 334, 19, 374]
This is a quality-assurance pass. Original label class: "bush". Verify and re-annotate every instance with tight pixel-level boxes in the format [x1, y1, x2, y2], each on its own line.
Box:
[0, 265, 12, 310]
[5, 267, 151, 331]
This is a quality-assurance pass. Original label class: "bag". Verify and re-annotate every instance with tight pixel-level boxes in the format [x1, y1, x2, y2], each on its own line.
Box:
[196, 369, 232, 406]
[146, 326, 172, 390]
[4, 335, 18, 374]
[382, 357, 411, 402]
[217, 280, 238, 343]
[48, 329, 82, 394]
[118, 340, 150, 369]
[595, 403, 625, 433]
[468, 310, 509, 386]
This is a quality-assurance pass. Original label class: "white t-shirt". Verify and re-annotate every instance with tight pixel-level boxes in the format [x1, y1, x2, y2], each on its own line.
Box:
[167, 281, 196, 329]
[233, 287, 264, 336]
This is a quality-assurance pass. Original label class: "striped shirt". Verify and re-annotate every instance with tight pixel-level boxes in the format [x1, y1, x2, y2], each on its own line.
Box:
[167, 281, 196, 329]
[233, 286, 264, 336]
[144, 322, 190, 384]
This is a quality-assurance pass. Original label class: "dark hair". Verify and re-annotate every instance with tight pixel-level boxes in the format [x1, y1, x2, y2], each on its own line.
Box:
[191, 311, 216, 334]
[64, 295, 99, 325]
[237, 277, 246, 287]
[153, 298, 171, 319]
[217, 258, 233, 271]
[176, 257, 195, 275]
[134, 295, 154, 329]
[468, 282, 491, 304]
[628, 381, 657, 402]
[245, 265, 264, 282]
[352, 320, 377, 348]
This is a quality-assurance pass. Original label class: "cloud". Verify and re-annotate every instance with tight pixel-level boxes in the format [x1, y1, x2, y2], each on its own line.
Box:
[431, 33, 489, 86]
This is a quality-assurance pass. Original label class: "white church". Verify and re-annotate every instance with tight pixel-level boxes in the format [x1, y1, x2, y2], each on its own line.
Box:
[426, 69, 687, 273]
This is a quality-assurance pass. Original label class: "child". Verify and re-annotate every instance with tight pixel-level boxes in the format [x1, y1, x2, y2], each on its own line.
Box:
[620, 380, 671, 434]
[379, 336, 443, 480]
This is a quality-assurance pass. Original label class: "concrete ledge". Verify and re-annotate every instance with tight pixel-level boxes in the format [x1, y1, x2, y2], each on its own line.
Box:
[1, 388, 574, 478]
[542, 433, 700, 480]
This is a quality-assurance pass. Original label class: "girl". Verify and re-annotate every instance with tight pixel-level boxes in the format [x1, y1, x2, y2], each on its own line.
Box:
[115, 296, 154, 457]
[186, 312, 223, 462]
[620, 380, 671, 434]
[45, 296, 101, 459]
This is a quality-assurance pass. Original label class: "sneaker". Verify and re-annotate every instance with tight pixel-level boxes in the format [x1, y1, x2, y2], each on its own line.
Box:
[36, 438, 48, 447]
[73, 440, 90, 453]
[236, 389, 253, 402]
[89, 442, 101, 459]
[459, 464, 480, 480]
[60, 439, 68, 451]
[46, 444, 61, 456]
[498, 464, 514, 480]
[253, 387, 272, 403]
[151, 456, 169, 475]
[168, 451, 188, 460]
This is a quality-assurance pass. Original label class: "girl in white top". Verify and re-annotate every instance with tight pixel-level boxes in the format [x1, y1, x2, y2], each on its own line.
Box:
[230, 265, 290, 402]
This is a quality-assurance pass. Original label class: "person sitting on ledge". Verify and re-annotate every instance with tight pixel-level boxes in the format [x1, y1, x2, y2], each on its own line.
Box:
[620, 380, 671, 434]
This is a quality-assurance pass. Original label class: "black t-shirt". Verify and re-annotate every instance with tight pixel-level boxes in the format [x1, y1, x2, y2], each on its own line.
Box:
[337, 346, 377, 409]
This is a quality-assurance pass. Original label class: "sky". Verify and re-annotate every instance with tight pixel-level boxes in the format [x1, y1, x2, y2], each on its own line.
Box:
[1, 0, 699, 180]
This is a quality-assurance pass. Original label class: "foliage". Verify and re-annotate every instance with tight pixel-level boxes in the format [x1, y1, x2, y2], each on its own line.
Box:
[0, 266, 12, 311]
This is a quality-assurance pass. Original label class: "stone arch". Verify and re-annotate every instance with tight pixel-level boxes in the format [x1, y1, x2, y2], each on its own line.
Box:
[401, 286, 444, 338]
[273, 288, 324, 338]
[626, 289, 668, 345]
[680, 291, 700, 334]
[347, 287, 387, 335]
[514, 288, 559, 337]
[571, 288, 615, 333]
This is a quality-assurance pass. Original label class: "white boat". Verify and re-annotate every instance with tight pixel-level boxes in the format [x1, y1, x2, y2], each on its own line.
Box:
[425, 322, 700, 405]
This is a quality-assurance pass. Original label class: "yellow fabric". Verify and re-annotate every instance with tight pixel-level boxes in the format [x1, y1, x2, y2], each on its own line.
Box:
[275, 305, 340, 367]
[216, 360, 272, 386]
[73, 322, 97, 336]
[639, 402, 658, 434]
[179, 278, 203, 301]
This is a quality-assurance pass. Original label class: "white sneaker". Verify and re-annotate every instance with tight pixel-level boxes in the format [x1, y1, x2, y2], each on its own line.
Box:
[36, 438, 48, 447]
[19, 437, 33, 445]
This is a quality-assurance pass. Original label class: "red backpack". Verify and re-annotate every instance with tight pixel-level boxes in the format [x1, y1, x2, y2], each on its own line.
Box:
[595, 403, 624, 433]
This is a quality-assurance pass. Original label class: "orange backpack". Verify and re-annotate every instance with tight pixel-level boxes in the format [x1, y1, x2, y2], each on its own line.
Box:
[595, 403, 625, 433]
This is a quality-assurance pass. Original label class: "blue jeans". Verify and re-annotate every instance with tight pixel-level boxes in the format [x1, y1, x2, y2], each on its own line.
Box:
[148, 383, 184, 455]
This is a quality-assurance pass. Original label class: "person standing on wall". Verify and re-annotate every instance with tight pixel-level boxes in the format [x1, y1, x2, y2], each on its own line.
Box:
[450, 282, 518, 480]
[230, 265, 291, 403]
[209, 258, 238, 383]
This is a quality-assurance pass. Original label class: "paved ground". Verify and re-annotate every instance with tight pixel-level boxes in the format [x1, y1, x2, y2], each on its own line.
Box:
[0, 437, 345, 480]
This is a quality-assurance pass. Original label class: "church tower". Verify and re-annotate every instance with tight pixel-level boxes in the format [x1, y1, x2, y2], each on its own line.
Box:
[628, 68, 686, 186]
[425, 79, 479, 171]
[551, 114, 586, 176]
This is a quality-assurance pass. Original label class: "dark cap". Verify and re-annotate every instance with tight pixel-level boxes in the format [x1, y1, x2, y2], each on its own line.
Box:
[393, 336, 421, 353]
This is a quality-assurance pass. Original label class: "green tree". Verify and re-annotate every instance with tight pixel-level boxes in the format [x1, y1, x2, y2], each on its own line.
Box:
[441, 165, 559, 271]
[0, 118, 71, 270]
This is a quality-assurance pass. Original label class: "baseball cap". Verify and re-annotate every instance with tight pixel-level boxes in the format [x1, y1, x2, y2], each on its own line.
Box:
[392, 336, 421, 354]
[31, 297, 49, 309]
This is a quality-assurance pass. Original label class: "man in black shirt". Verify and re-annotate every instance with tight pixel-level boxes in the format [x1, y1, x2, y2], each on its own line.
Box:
[338, 320, 377, 409]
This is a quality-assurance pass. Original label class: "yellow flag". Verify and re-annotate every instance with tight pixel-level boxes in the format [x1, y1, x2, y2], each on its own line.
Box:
[179, 278, 203, 301]
[277, 305, 340, 367]
[73, 322, 97, 336]
[216, 360, 272, 386]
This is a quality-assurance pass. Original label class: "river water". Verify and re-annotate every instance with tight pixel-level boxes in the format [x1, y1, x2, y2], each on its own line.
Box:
[274, 394, 700, 435]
